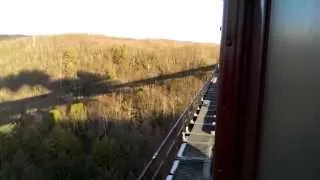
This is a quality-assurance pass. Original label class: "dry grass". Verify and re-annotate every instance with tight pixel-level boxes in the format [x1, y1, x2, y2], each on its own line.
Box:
[0, 34, 218, 101]
[0, 34, 219, 178]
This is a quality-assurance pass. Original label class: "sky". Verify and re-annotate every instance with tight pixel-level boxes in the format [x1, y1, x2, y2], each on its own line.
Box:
[0, 0, 223, 43]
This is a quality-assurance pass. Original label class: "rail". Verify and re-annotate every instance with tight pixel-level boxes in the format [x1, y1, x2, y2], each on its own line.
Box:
[137, 66, 217, 180]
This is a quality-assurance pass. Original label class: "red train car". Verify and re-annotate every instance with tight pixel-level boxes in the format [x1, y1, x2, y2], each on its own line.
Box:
[215, 0, 320, 180]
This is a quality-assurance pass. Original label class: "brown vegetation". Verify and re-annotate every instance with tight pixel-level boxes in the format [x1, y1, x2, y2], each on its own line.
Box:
[0, 34, 219, 179]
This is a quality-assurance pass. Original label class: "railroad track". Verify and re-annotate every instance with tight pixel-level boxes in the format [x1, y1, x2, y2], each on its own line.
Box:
[166, 77, 217, 180]
[138, 68, 218, 180]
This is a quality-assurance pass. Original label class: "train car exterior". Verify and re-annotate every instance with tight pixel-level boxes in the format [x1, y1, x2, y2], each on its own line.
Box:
[215, 0, 320, 180]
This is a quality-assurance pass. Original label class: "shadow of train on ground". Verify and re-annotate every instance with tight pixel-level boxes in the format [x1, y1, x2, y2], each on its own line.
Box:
[0, 65, 216, 179]
[0, 64, 216, 125]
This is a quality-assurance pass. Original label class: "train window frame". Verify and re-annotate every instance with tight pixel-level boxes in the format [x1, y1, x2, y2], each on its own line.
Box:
[214, 0, 271, 180]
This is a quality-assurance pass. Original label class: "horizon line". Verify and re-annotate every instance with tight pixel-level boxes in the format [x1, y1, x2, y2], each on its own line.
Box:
[0, 33, 221, 44]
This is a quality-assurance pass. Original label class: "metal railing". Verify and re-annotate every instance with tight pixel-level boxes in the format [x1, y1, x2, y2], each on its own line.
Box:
[137, 66, 217, 180]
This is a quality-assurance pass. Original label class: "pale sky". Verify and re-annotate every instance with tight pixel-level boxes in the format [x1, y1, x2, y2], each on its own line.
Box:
[0, 0, 223, 43]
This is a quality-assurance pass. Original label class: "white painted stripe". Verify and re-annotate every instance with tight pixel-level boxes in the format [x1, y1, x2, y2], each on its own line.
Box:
[177, 143, 187, 158]
[185, 126, 190, 133]
[166, 175, 174, 180]
[191, 122, 214, 126]
[182, 133, 188, 142]
[188, 132, 213, 136]
[213, 77, 218, 83]
[170, 160, 180, 174]
[203, 100, 211, 106]
[186, 141, 210, 144]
